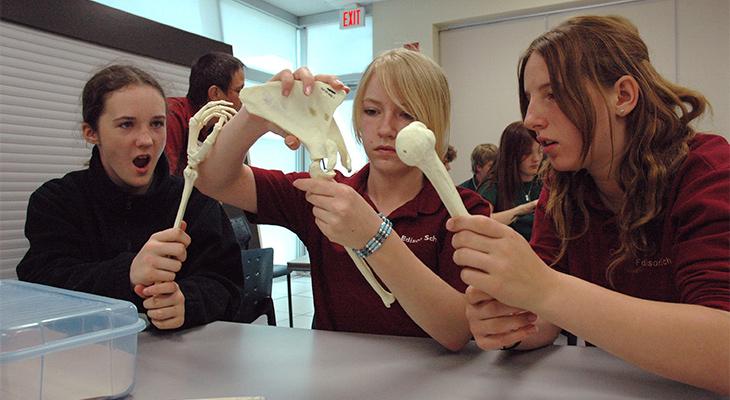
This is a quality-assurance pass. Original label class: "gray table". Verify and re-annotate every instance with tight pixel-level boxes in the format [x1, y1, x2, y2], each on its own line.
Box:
[128, 322, 720, 400]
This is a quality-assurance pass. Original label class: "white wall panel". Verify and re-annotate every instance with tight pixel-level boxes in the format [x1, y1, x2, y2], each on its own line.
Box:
[440, 0, 729, 183]
[440, 16, 547, 183]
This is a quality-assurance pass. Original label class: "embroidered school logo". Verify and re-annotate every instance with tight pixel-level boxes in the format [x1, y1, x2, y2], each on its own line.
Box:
[401, 234, 437, 244]
[634, 257, 672, 268]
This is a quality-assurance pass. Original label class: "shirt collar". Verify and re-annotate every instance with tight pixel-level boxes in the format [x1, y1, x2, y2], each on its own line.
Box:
[341, 163, 442, 218]
[88, 146, 170, 202]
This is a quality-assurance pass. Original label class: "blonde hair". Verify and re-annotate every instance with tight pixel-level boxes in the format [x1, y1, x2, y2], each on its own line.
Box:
[518, 15, 708, 286]
[353, 48, 451, 158]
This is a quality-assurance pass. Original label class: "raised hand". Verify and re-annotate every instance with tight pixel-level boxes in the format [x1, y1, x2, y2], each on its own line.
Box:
[267, 68, 350, 155]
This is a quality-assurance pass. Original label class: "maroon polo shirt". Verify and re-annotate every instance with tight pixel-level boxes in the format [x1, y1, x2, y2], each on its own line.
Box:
[531, 133, 730, 311]
[248, 164, 491, 337]
[165, 97, 196, 177]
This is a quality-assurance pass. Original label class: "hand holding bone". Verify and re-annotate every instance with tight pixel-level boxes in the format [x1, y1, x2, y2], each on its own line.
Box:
[396, 121, 469, 217]
[242, 80, 394, 307]
[173, 100, 237, 229]
[130, 224, 191, 287]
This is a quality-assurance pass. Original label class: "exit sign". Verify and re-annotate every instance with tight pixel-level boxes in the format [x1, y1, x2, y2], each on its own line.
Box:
[340, 6, 365, 29]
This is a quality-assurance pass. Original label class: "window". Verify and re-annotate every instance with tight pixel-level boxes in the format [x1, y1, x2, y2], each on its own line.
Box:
[91, 0, 223, 40]
[305, 17, 373, 76]
[91, 0, 375, 264]
[220, 0, 297, 74]
[305, 17, 373, 174]
[243, 79, 301, 265]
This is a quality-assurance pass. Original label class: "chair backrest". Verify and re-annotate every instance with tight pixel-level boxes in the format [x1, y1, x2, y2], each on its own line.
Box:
[237, 247, 274, 323]
[224, 206, 260, 249]
[229, 215, 252, 250]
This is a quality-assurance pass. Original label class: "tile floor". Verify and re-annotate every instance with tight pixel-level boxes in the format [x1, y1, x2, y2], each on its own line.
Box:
[267, 271, 314, 329]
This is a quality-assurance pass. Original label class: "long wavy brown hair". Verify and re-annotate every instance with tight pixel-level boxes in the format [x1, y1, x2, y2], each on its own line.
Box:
[490, 121, 539, 212]
[517, 15, 708, 286]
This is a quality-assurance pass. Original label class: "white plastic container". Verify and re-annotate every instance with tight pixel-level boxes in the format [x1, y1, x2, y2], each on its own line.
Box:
[0, 280, 146, 399]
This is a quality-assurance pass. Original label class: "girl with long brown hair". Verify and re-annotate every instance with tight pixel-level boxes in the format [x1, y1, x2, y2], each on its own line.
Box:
[478, 121, 542, 240]
[449, 15, 729, 393]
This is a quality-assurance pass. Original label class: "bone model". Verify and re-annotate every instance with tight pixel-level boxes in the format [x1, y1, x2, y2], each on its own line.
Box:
[173, 101, 237, 229]
[241, 81, 395, 307]
[396, 121, 469, 217]
[240, 81, 351, 178]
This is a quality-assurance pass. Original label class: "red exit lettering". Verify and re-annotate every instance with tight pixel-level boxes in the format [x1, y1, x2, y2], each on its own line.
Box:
[341, 7, 364, 29]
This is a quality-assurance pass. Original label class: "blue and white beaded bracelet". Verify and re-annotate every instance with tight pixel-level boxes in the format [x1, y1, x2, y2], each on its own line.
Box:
[353, 213, 393, 258]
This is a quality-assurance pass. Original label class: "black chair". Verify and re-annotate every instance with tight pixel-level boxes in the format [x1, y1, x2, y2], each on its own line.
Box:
[228, 213, 253, 250]
[238, 247, 277, 325]
[227, 214, 277, 325]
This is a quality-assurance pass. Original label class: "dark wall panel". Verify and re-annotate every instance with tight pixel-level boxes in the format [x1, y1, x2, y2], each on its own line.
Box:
[1, 0, 232, 67]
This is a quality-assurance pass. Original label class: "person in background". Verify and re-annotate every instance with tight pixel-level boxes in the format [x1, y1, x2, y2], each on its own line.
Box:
[458, 143, 497, 192]
[195, 48, 491, 351]
[478, 121, 542, 241]
[443, 144, 457, 171]
[17, 65, 244, 330]
[449, 15, 729, 393]
[166, 52, 245, 176]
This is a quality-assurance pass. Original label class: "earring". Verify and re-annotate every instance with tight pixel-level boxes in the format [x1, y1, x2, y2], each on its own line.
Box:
[619, 108, 625, 115]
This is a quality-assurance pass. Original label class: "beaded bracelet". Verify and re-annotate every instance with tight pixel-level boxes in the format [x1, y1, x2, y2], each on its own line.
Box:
[353, 213, 393, 258]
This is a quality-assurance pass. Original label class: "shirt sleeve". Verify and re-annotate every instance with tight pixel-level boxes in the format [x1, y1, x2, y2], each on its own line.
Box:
[16, 183, 141, 308]
[670, 148, 730, 311]
[165, 102, 188, 176]
[529, 185, 565, 272]
[245, 166, 314, 242]
[477, 182, 497, 210]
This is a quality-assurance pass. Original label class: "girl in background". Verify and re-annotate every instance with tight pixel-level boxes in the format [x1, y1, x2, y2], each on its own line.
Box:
[478, 121, 542, 240]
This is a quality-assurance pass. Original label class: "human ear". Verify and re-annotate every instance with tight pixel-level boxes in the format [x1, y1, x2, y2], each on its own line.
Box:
[207, 85, 225, 102]
[82, 123, 99, 145]
[614, 75, 639, 117]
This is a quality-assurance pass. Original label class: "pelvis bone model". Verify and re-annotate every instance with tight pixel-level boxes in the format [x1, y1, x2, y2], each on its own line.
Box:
[240, 81, 352, 178]
[241, 81, 395, 307]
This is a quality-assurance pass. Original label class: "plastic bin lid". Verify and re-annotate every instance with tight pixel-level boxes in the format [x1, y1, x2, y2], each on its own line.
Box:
[0, 280, 147, 363]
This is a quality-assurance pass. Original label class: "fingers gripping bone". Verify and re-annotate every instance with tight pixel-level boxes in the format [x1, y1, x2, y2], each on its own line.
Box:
[396, 121, 469, 217]
[241, 81, 393, 307]
[240, 81, 351, 177]
[173, 101, 237, 229]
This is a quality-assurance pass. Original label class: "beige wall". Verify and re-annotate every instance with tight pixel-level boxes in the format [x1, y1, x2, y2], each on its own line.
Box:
[371, 0, 729, 183]
[371, 0, 601, 58]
